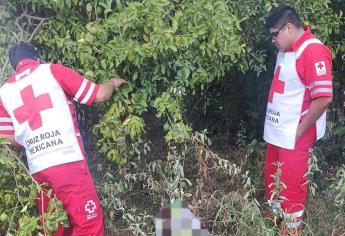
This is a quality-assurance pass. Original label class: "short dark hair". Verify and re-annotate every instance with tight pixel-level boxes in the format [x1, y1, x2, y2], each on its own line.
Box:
[9, 41, 40, 70]
[265, 5, 304, 30]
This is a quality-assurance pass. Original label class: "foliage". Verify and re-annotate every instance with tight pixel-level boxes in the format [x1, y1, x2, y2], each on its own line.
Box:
[332, 165, 345, 210]
[0, 137, 68, 235]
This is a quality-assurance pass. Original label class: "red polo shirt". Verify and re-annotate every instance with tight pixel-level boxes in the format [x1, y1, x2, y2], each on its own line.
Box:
[290, 28, 333, 115]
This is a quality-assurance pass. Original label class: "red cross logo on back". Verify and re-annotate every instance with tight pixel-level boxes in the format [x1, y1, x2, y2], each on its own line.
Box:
[13, 85, 53, 130]
[268, 66, 285, 103]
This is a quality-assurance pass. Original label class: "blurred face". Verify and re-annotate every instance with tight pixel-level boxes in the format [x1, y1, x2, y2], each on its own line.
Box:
[269, 23, 292, 52]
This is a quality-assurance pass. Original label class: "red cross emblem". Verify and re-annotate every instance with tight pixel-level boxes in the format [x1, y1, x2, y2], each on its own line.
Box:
[268, 66, 285, 103]
[315, 61, 326, 76]
[85, 200, 97, 214]
[13, 85, 53, 130]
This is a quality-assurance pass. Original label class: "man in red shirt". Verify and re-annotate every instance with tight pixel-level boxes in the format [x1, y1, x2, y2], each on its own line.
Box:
[264, 5, 332, 234]
[0, 42, 127, 235]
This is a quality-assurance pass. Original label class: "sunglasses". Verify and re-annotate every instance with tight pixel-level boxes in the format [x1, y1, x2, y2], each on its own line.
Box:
[270, 23, 287, 39]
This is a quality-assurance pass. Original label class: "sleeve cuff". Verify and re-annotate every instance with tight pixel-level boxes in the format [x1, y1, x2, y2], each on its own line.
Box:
[86, 84, 100, 105]
[311, 93, 333, 99]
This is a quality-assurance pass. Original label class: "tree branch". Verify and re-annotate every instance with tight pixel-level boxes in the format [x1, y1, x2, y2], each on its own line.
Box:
[16, 4, 51, 42]
[0, 57, 10, 84]
[14, 20, 24, 40]
[28, 18, 47, 42]
[17, 4, 50, 22]
[6, 200, 19, 236]
[8, 147, 40, 188]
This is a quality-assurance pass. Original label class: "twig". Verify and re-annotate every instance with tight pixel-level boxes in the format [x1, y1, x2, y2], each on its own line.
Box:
[6, 167, 21, 235]
[162, 6, 176, 19]
[0, 57, 10, 85]
[17, 4, 50, 22]
[28, 18, 47, 42]
[6, 200, 19, 236]
[13, 6, 27, 22]
[14, 20, 25, 40]
[16, 4, 51, 42]
[20, 14, 49, 22]
[8, 147, 40, 188]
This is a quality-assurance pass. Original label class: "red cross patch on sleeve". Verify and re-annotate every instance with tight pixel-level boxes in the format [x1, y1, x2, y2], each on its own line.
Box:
[315, 61, 326, 76]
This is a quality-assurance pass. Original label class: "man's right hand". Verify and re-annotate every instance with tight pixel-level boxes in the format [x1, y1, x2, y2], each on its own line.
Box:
[110, 78, 128, 90]
[94, 78, 129, 103]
